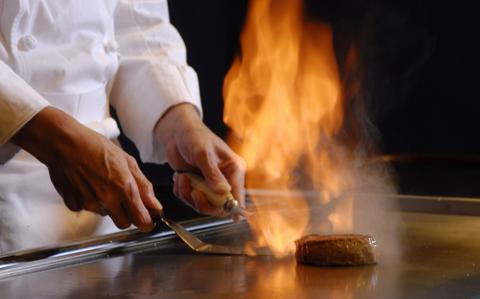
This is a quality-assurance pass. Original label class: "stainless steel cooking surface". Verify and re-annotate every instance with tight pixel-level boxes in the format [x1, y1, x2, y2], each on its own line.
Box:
[1, 204, 480, 299]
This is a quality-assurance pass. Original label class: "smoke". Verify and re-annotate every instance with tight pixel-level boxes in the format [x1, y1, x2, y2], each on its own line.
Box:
[302, 0, 437, 261]
[342, 1, 436, 261]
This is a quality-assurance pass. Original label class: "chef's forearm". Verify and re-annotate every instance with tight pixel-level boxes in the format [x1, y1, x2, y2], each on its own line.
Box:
[12, 107, 86, 165]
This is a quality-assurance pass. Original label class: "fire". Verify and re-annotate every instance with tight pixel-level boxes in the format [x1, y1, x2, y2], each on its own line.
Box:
[224, 0, 355, 257]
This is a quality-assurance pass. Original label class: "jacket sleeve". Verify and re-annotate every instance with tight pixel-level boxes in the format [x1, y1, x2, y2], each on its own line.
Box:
[111, 0, 202, 164]
[0, 61, 50, 162]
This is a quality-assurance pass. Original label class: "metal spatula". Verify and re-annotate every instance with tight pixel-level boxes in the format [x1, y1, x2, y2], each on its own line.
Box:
[159, 215, 255, 255]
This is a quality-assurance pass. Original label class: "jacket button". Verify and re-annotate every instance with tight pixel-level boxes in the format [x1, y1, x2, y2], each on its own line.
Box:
[103, 40, 118, 53]
[18, 35, 38, 51]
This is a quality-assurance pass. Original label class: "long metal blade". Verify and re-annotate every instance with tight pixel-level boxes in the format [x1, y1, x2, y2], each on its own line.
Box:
[160, 216, 263, 255]
[160, 216, 205, 250]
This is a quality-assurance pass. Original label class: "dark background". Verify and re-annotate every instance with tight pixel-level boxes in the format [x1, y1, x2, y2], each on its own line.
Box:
[118, 0, 480, 210]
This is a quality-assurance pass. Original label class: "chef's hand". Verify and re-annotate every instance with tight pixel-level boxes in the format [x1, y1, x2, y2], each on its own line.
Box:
[155, 103, 246, 219]
[13, 107, 163, 232]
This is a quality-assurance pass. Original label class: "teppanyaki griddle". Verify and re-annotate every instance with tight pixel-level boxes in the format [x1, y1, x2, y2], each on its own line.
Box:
[0, 196, 480, 299]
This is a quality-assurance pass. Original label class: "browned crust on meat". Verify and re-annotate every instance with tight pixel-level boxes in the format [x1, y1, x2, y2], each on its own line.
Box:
[295, 234, 377, 266]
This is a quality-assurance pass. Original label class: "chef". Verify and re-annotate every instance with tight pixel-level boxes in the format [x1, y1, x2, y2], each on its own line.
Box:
[0, 0, 245, 253]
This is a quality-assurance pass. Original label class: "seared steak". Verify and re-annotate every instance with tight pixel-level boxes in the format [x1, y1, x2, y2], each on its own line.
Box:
[295, 234, 377, 266]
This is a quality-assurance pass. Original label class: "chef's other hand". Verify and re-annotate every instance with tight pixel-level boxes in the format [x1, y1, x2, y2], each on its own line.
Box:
[155, 103, 246, 219]
[13, 107, 163, 232]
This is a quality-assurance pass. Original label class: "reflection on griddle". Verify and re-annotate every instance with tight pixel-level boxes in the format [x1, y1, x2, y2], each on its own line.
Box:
[163, 255, 381, 298]
[2, 212, 480, 298]
[296, 264, 378, 297]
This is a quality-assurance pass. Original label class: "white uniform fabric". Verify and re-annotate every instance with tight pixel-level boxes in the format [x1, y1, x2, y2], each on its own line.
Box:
[0, 0, 202, 253]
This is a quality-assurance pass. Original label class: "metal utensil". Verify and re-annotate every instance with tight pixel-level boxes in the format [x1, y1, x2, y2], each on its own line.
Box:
[153, 172, 267, 255]
[159, 215, 256, 255]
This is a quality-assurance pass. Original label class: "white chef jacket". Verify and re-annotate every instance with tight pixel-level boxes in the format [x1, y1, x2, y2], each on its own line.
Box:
[0, 0, 202, 252]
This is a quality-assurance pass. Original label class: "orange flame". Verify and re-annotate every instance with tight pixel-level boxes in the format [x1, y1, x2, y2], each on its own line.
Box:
[224, 0, 355, 257]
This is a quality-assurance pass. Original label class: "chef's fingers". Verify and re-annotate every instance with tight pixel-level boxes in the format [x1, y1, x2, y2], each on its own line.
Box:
[119, 160, 156, 232]
[49, 169, 83, 212]
[174, 173, 197, 210]
[75, 181, 107, 216]
[177, 173, 193, 203]
[127, 156, 163, 213]
[104, 197, 131, 230]
[166, 145, 197, 173]
[83, 199, 108, 216]
[191, 189, 224, 216]
[194, 149, 230, 194]
[173, 173, 180, 198]
[62, 191, 83, 212]
[102, 174, 147, 230]
[218, 161, 245, 223]
[222, 159, 246, 208]
[66, 197, 83, 212]
[216, 145, 246, 204]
